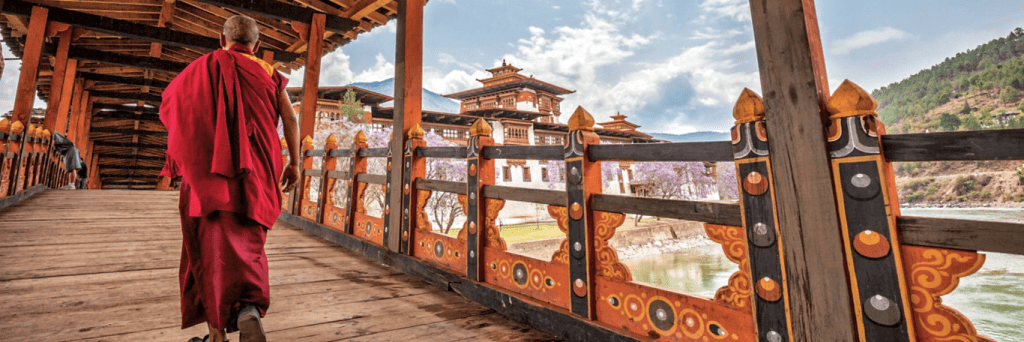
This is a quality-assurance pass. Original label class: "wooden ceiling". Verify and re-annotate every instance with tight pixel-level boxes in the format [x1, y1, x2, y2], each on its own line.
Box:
[0, 0, 399, 189]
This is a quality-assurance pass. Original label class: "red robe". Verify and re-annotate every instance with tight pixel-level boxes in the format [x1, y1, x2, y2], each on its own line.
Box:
[160, 44, 287, 331]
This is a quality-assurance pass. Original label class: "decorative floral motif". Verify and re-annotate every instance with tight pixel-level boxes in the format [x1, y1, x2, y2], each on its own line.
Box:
[545, 205, 630, 281]
[484, 199, 507, 250]
[901, 245, 993, 342]
[548, 205, 570, 264]
[415, 190, 433, 231]
[704, 224, 752, 309]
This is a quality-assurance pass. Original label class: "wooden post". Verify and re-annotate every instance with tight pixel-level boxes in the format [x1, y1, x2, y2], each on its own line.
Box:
[43, 29, 74, 131]
[388, 0, 424, 251]
[8, 121, 26, 195]
[465, 118, 495, 281]
[297, 13, 326, 140]
[562, 106, 601, 319]
[730, 89, 795, 341]
[316, 134, 339, 224]
[280, 137, 292, 212]
[344, 131, 369, 234]
[748, 0, 856, 339]
[294, 135, 315, 217]
[54, 61, 79, 134]
[0, 119, 12, 195]
[824, 81, 915, 341]
[88, 154, 99, 189]
[399, 124, 426, 254]
[11, 6, 49, 126]
[382, 133, 395, 249]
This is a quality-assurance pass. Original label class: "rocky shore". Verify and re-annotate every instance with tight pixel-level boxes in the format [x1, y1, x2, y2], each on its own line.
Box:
[615, 234, 717, 260]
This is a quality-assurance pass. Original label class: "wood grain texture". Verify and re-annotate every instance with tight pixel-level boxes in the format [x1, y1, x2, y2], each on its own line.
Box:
[587, 141, 733, 162]
[415, 178, 467, 195]
[482, 184, 566, 206]
[359, 147, 390, 157]
[481, 145, 563, 160]
[897, 216, 1024, 255]
[748, 0, 856, 338]
[416, 146, 467, 158]
[356, 173, 386, 185]
[591, 194, 742, 226]
[0, 190, 557, 342]
[881, 129, 1024, 161]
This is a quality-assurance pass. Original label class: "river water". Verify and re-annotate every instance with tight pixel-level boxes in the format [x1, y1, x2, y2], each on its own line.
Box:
[622, 208, 1023, 341]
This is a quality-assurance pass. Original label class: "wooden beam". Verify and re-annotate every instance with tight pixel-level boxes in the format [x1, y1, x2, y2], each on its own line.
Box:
[298, 13, 326, 139]
[190, 0, 360, 34]
[90, 127, 168, 136]
[387, 0, 423, 251]
[92, 111, 162, 122]
[89, 90, 162, 103]
[1, 0, 302, 62]
[97, 165, 164, 171]
[748, 0, 855, 339]
[66, 45, 188, 73]
[92, 141, 167, 149]
[53, 65, 79, 135]
[98, 154, 167, 161]
[11, 6, 48, 125]
[92, 103, 159, 114]
[43, 28, 73, 131]
[80, 72, 171, 89]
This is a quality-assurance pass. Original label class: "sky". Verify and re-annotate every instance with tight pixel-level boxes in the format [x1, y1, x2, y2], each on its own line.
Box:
[2, 0, 1021, 133]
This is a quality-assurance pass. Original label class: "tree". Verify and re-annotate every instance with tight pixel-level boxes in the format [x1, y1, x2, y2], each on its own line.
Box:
[960, 101, 972, 115]
[422, 130, 467, 233]
[631, 161, 718, 222]
[1001, 86, 1021, 104]
[717, 163, 738, 201]
[961, 114, 983, 131]
[338, 89, 366, 123]
[938, 112, 961, 131]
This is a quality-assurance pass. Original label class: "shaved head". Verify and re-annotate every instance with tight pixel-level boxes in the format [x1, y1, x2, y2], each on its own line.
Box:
[223, 15, 259, 47]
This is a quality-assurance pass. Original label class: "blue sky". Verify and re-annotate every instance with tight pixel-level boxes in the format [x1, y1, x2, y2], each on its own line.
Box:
[2, 0, 1021, 133]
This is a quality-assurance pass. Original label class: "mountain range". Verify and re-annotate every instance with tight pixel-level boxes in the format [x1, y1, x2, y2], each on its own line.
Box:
[350, 78, 461, 113]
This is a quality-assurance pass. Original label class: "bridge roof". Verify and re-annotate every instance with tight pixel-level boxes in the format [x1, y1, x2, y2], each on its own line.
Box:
[0, 0, 400, 189]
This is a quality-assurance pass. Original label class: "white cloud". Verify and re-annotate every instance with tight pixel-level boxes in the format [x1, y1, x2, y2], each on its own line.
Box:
[424, 68, 489, 95]
[690, 27, 742, 40]
[699, 0, 749, 22]
[831, 27, 911, 55]
[552, 5, 560, 10]
[353, 53, 395, 83]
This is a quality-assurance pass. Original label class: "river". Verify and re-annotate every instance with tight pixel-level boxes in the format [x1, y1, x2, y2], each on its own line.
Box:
[622, 208, 1024, 341]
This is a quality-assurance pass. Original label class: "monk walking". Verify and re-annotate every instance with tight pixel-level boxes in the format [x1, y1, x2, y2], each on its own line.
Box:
[160, 15, 301, 342]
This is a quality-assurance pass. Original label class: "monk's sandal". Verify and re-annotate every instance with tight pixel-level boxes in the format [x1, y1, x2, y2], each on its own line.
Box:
[238, 305, 266, 342]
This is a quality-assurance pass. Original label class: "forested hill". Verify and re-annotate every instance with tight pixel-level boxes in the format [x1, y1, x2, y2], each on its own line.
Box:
[871, 27, 1024, 132]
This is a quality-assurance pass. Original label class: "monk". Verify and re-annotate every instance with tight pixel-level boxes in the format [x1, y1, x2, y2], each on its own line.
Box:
[160, 15, 301, 342]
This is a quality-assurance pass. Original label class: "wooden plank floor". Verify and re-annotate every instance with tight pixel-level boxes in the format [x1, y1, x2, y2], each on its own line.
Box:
[0, 190, 560, 342]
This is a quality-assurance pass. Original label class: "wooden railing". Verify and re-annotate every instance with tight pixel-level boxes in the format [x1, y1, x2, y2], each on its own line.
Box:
[1, 119, 76, 206]
[279, 81, 1023, 342]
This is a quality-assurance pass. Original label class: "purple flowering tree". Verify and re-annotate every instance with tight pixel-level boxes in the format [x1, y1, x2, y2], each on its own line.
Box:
[717, 163, 738, 200]
[422, 130, 467, 233]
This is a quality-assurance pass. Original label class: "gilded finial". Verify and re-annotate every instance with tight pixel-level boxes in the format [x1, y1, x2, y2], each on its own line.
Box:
[301, 135, 313, 147]
[354, 130, 368, 144]
[408, 123, 425, 139]
[470, 118, 492, 137]
[42, 129, 51, 138]
[11, 120, 25, 134]
[27, 124, 37, 137]
[325, 134, 338, 145]
[0, 119, 9, 133]
[567, 106, 595, 131]
[280, 137, 288, 148]
[826, 80, 877, 119]
[733, 88, 765, 124]
[35, 125, 44, 137]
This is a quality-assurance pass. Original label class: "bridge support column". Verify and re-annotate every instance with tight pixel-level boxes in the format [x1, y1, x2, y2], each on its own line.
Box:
[292, 12, 326, 215]
[748, 0, 857, 339]
[43, 28, 74, 132]
[398, 124, 426, 254]
[824, 81, 916, 341]
[465, 119, 495, 281]
[344, 132, 369, 234]
[388, 0, 424, 252]
[562, 107, 601, 319]
[11, 6, 48, 126]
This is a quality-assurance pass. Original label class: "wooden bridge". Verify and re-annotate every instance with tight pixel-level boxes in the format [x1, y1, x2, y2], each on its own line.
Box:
[2, 0, 1023, 341]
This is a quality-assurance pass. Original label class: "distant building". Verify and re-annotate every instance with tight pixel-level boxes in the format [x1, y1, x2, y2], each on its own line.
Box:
[994, 111, 1020, 125]
[1, 108, 46, 126]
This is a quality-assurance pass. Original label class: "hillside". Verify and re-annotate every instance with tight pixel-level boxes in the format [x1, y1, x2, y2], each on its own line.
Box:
[872, 27, 1024, 133]
[868, 28, 1024, 207]
[648, 131, 730, 142]
[350, 78, 461, 113]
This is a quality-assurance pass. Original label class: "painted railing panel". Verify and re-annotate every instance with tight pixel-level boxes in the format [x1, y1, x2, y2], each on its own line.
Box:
[282, 82, 1020, 341]
[0, 119, 72, 200]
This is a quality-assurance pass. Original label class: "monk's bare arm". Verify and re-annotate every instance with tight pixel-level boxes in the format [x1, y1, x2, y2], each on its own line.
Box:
[278, 88, 301, 191]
